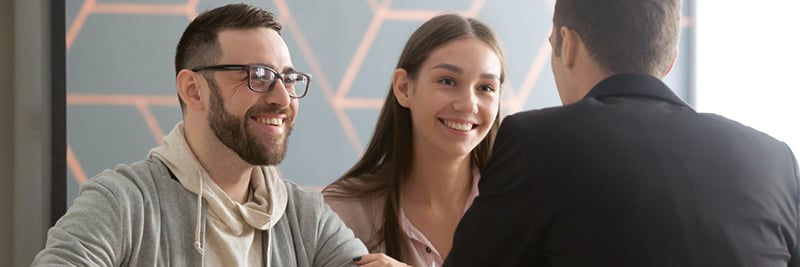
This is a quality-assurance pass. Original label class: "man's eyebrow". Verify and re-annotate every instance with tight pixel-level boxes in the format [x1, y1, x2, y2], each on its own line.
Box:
[281, 66, 296, 73]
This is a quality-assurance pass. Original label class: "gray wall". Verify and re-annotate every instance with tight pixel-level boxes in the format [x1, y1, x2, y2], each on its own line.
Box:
[1, 0, 15, 265]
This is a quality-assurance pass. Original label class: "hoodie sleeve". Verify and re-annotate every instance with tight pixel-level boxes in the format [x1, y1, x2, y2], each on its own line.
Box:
[787, 144, 800, 267]
[276, 181, 368, 267]
[31, 170, 136, 266]
[312, 199, 369, 267]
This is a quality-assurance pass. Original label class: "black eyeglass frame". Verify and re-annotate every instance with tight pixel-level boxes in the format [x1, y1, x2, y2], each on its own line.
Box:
[191, 64, 312, 98]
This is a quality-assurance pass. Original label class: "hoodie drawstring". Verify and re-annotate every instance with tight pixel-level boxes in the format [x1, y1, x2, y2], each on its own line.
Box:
[266, 228, 272, 267]
[194, 170, 205, 256]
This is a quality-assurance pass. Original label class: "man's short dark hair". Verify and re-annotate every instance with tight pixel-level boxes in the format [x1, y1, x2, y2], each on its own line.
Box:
[174, 3, 282, 111]
[553, 0, 680, 77]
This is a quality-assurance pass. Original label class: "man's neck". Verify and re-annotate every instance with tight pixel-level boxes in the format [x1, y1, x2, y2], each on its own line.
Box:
[563, 66, 612, 105]
[561, 41, 614, 105]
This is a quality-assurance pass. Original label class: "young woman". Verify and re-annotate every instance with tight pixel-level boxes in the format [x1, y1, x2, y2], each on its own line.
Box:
[323, 14, 506, 267]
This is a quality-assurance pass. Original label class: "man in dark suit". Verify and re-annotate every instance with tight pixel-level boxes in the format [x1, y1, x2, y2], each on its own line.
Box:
[443, 0, 800, 266]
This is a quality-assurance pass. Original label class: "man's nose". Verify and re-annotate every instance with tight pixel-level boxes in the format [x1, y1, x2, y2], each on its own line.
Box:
[263, 79, 292, 107]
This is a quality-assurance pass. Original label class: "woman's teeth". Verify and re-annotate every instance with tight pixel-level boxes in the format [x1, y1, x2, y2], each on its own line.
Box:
[444, 120, 473, 131]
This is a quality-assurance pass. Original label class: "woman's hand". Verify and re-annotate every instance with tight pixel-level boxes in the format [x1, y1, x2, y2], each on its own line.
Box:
[352, 253, 411, 267]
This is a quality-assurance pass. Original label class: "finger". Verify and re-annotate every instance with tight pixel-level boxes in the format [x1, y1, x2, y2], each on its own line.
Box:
[353, 254, 411, 267]
[359, 261, 398, 267]
[353, 253, 383, 264]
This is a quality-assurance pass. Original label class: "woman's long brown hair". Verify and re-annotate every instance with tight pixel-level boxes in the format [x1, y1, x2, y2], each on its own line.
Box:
[323, 13, 506, 261]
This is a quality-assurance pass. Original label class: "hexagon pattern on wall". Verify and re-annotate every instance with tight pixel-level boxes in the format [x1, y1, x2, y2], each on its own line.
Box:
[65, 0, 693, 201]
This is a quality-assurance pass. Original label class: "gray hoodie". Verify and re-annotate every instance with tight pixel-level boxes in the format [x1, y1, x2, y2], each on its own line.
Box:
[32, 123, 367, 266]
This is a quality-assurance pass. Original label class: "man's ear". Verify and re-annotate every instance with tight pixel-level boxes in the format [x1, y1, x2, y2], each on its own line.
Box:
[392, 68, 411, 108]
[176, 69, 205, 111]
[560, 26, 579, 68]
[663, 47, 678, 78]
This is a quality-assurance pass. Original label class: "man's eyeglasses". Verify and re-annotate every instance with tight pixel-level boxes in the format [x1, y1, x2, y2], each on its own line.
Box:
[191, 64, 312, 98]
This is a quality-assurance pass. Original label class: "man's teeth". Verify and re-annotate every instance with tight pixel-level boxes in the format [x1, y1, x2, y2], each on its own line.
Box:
[258, 118, 283, 126]
[444, 120, 473, 131]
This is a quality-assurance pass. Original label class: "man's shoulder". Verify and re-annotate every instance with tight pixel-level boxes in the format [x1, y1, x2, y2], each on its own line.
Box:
[84, 158, 174, 199]
[276, 180, 347, 233]
[282, 179, 322, 201]
[695, 112, 790, 150]
[508, 102, 589, 121]
[280, 180, 329, 214]
[280, 180, 374, 222]
[501, 105, 578, 135]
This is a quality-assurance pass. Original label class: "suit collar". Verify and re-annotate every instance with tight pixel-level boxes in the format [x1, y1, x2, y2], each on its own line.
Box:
[584, 73, 691, 109]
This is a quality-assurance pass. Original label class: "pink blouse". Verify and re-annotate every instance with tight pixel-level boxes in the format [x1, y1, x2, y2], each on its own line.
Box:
[323, 173, 480, 267]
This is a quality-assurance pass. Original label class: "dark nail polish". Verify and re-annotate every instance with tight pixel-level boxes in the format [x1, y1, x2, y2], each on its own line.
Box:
[352, 256, 361, 261]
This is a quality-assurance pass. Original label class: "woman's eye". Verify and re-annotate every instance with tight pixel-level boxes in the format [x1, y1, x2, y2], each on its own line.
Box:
[478, 84, 496, 92]
[438, 77, 456, 86]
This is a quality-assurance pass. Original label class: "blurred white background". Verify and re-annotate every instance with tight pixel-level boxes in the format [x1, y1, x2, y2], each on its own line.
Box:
[695, 1, 800, 155]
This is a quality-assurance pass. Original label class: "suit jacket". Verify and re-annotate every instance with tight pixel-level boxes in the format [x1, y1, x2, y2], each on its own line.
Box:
[444, 74, 800, 267]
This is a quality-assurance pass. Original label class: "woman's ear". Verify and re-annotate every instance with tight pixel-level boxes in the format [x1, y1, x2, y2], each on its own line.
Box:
[392, 68, 411, 108]
[176, 69, 205, 111]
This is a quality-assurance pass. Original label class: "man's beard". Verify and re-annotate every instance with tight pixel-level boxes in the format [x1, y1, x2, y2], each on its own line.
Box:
[207, 79, 293, 166]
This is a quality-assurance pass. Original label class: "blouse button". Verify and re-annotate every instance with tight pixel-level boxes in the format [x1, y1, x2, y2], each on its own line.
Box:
[425, 246, 432, 253]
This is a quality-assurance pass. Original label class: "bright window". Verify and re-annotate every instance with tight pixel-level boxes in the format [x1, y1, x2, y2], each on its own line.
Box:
[695, 1, 800, 155]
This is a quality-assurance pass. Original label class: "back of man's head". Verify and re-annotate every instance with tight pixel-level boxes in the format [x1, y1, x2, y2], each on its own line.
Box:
[553, 0, 680, 77]
[173, 3, 283, 111]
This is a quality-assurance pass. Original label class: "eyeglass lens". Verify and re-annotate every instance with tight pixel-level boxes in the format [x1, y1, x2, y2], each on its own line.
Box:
[249, 66, 308, 97]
